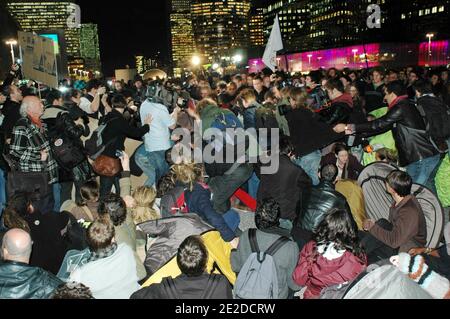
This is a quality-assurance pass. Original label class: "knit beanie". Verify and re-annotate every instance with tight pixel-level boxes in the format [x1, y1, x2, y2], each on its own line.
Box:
[397, 253, 450, 299]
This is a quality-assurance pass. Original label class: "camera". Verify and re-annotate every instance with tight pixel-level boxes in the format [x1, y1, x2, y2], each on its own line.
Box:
[176, 91, 192, 110]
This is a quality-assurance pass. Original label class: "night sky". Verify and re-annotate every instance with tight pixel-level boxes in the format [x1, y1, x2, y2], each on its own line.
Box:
[76, 0, 170, 76]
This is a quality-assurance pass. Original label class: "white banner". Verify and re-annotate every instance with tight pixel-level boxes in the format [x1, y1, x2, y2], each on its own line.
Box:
[262, 15, 284, 72]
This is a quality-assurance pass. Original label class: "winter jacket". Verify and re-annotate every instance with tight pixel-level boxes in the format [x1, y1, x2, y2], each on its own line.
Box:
[364, 82, 386, 113]
[24, 211, 71, 275]
[320, 153, 364, 181]
[258, 155, 312, 220]
[355, 98, 439, 167]
[184, 182, 236, 242]
[369, 195, 427, 253]
[319, 93, 353, 126]
[131, 274, 232, 299]
[138, 215, 213, 276]
[242, 102, 261, 130]
[286, 108, 344, 158]
[293, 241, 367, 299]
[9, 117, 59, 184]
[0, 261, 62, 299]
[296, 181, 351, 232]
[99, 109, 149, 158]
[42, 105, 93, 183]
[231, 229, 301, 299]
[1, 99, 21, 140]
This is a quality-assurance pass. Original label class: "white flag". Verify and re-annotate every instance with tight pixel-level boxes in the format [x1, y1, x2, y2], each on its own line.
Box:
[262, 15, 284, 72]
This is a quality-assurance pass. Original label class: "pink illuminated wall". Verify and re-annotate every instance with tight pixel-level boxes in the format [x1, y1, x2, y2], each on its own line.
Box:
[418, 40, 450, 67]
[249, 40, 450, 73]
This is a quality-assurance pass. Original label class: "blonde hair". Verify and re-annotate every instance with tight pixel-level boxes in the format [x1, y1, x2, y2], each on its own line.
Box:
[171, 162, 203, 191]
[132, 186, 159, 224]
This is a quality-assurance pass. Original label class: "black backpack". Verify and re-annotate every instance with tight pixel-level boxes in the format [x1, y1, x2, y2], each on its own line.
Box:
[416, 95, 450, 153]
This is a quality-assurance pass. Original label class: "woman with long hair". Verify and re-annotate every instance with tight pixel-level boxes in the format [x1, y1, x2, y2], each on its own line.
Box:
[293, 208, 367, 299]
[132, 186, 160, 224]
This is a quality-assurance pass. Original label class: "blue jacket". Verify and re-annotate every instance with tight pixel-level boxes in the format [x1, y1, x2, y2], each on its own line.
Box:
[242, 102, 261, 130]
[184, 183, 236, 242]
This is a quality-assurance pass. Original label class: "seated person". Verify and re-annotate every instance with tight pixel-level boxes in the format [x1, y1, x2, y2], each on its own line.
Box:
[293, 209, 367, 299]
[7, 192, 71, 275]
[231, 199, 301, 299]
[69, 219, 140, 299]
[361, 170, 427, 264]
[292, 164, 351, 250]
[257, 137, 312, 229]
[0, 229, 63, 299]
[171, 162, 240, 248]
[131, 235, 232, 299]
[320, 143, 364, 181]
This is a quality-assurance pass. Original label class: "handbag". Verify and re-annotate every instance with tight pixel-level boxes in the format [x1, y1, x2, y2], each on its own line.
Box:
[92, 155, 121, 177]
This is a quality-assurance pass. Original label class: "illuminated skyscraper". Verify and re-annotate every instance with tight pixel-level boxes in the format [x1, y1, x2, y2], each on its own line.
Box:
[80, 23, 101, 73]
[249, 7, 264, 47]
[170, 0, 195, 75]
[191, 0, 251, 63]
[5, 0, 81, 58]
[135, 55, 145, 74]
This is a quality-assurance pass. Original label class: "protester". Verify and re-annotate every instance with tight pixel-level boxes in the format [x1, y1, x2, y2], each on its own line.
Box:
[131, 235, 232, 299]
[68, 219, 140, 299]
[292, 208, 367, 299]
[360, 170, 427, 264]
[0, 228, 63, 299]
[320, 143, 364, 181]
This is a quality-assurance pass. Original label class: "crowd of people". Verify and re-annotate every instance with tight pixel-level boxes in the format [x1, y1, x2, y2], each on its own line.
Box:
[0, 61, 449, 299]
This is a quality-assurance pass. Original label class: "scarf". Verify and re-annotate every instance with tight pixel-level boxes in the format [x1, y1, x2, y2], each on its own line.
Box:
[388, 95, 408, 109]
[88, 242, 118, 263]
[331, 93, 354, 108]
[29, 115, 43, 129]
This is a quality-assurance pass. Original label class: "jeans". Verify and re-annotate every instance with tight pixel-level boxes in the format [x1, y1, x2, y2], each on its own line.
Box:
[99, 176, 120, 198]
[247, 172, 260, 199]
[406, 154, 441, 188]
[208, 164, 254, 214]
[134, 144, 169, 188]
[222, 209, 241, 232]
[294, 150, 321, 186]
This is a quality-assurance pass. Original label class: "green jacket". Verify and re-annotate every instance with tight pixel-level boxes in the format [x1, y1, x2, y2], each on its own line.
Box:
[200, 104, 237, 135]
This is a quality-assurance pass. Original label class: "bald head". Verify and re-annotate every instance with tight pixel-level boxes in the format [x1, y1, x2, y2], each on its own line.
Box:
[2, 229, 32, 263]
[20, 96, 44, 118]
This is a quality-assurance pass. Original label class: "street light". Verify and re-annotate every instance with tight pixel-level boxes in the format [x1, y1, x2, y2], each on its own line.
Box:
[191, 55, 201, 67]
[5, 39, 17, 64]
[426, 33, 435, 57]
[232, 54, 243, 64]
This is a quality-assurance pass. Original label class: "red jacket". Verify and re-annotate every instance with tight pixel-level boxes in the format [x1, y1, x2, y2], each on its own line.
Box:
[292, 241, 367, 299]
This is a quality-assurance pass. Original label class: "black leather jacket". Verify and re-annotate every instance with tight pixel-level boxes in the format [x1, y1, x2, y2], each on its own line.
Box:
[0, 261, 62, 299]
[295, 181, 350, 232]
[355, 98, 439, 167]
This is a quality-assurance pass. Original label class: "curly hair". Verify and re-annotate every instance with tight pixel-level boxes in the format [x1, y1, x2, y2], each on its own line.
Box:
[313, 208, 365, 259]
[255, 198, 281, 230]
[98, 193, 127, 227]
[52, 282, 94, 299]
[171, 162, 204, 191]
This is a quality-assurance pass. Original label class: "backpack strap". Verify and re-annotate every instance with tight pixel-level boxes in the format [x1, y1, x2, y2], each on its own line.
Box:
[201, 274, 221, 299]
[265, 237, 290, 256]
[161, 277, 178, 299]
[249, 229, 260, 253]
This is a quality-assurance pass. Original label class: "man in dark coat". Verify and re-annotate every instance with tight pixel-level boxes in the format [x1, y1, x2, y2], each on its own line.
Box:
[0, 229, 62, 299]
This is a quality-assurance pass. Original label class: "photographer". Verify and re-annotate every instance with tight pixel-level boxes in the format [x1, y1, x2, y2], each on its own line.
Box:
[97, 94, 152, 196]
[284, 87, 344, 186]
